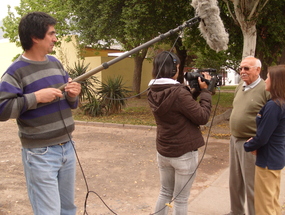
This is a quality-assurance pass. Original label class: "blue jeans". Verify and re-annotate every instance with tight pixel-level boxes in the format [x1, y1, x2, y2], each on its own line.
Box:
[155, 150, 198, 215]
[21, 141, 77, 215]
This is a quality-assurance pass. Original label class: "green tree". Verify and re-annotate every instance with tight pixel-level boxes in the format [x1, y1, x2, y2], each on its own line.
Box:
[3, 0, 285, 88]
[222, 0, 269, 58]
[2, 0, 194, 95]
[218, 0, 285, 78]
[255, 0, 285, 79]
[182, 1, 242, 74]
[1, 0, 73, 45]
[68, 0, 193, 94]
[183, 0, 285, 78]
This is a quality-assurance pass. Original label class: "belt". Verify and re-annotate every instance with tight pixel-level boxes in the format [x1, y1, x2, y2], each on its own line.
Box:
[59, 141, 68, 146]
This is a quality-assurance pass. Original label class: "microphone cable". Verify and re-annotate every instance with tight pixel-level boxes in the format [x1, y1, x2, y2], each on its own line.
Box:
[98, 33, 221, 212]
[57, 28, 220, 214]
[57, 95, 118, 215]
[55, 36, 181, 214]
[57, 76, 221, 215]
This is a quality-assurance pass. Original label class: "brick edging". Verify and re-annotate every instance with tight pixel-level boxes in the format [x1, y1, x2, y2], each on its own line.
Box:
[74, 120, 157, 131]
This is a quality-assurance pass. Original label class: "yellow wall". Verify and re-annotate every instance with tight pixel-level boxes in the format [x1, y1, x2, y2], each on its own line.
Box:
[0, 36, 153, 93]
[56, 35, 153, 93]
[99, 56, 153, 92]
[55, 36, 79, 67]
[82, 56, 152, 93]
[83, 56, 103, 83]
[0, 40, 23, 77]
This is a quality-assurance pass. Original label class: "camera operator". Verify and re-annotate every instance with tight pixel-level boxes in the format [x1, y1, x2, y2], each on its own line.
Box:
[147, 51, 212, 215]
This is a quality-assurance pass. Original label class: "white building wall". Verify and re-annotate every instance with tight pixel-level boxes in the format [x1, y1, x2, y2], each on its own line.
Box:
[225, 69, 240, 85]
[0, 39, 22, 77]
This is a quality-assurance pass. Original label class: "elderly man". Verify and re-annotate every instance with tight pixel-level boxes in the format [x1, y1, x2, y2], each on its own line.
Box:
[228, 56, 270, 215]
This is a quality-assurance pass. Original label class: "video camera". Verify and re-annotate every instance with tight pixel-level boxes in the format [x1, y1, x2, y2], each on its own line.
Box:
[184, 68, 221, 93]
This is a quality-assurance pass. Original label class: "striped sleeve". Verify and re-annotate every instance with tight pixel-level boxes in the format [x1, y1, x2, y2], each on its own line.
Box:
[0, 62, 37, 121]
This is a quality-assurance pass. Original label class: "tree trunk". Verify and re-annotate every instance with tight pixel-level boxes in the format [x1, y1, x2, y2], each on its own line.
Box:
[132, 49, 148, 99]
[257, 51, 273, 80]
[279, 48, 285, 64]
[241, 25, 257, 58]
[234, 1, 257, 59]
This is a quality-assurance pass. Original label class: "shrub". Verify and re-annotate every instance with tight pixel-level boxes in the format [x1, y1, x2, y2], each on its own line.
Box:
[67, 61, 99, 104]
[97, 76, 131, 115]
[68, 62, 130, 116]
[82, 97, 105, 117]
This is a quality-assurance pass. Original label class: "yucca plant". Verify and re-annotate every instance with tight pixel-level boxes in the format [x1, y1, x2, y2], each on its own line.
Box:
[97, 76, 131, 115]
[67, 61, 99, 104]
[82, 97, 105, 117]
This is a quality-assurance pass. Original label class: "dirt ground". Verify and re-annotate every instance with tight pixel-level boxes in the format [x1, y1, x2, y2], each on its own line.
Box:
[0, 119, 230, 215]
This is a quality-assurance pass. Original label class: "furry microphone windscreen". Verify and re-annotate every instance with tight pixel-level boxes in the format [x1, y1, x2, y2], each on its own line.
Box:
[191, 0, 229, 52]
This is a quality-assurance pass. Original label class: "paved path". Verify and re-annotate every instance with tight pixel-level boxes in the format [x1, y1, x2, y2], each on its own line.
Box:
[1, 119, 285, 214]
[188, 167, 285, 215]
[78, 121, 285, 215]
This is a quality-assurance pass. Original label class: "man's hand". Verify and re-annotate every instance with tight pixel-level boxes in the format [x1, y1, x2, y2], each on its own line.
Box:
[64, 78, 81, 98]
[35, 88, 63, 103]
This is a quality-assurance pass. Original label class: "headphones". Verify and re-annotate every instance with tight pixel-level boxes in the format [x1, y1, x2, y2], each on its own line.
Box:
[163, 51, 178, 75]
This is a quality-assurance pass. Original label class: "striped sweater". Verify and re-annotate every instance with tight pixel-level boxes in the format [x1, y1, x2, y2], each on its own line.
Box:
[0, 55, 78, 148]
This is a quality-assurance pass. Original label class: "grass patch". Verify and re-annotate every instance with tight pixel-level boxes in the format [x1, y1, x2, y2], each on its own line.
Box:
[74, 97, 156, 126]
[74, 90, 234, 126]
[219, 85, 237, 90]
[212, 92, 234, 113]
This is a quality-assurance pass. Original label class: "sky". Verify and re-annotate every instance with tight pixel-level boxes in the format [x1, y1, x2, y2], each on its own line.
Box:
[0, 0, 20, 20]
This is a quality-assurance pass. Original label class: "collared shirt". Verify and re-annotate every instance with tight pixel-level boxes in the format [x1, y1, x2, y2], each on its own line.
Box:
[243, 76, 261, 91]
